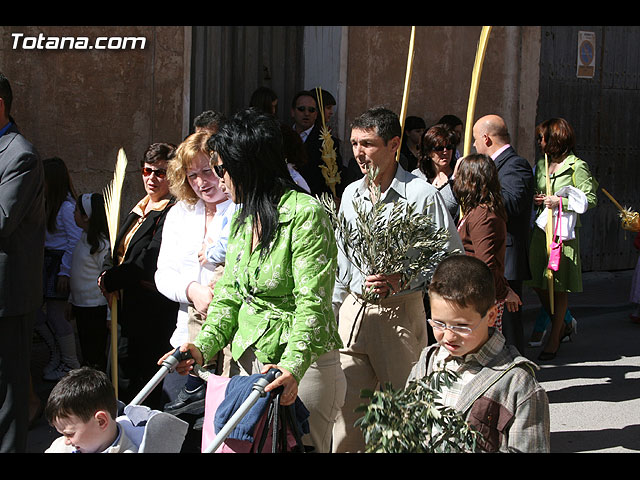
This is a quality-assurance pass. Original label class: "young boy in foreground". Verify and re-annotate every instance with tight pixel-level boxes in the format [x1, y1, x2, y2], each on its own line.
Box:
[44, 367, 137, 453]
[407, 255, 550, 452]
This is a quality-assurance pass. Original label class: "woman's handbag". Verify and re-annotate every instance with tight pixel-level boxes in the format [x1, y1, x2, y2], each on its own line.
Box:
[547, 201, 563, 272]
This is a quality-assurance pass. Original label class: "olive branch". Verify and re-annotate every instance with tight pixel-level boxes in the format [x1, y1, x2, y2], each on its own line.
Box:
[320, 167, 455, 305]
[355, 369, 480, 453]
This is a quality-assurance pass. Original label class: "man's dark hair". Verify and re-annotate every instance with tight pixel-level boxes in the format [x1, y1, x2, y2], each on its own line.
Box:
[428, 255, 496, 317]
[193, 110, 227, 132]
[290, 90, 317, 109]
[45, 367, 118, 424]
[350, 106, 401, 144]
[0, 72, 13, 117]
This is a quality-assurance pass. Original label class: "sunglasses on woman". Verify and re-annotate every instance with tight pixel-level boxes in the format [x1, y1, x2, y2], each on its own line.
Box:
[142, 167, 167, 179]
[433, 144, 455, 152]
[213, 163, 227, 178]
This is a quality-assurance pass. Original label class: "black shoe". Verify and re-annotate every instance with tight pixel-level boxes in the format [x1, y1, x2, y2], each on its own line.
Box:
[163, 384, 207, 415]
[537, 350, 557, 361]
[538, 342, 561, 361]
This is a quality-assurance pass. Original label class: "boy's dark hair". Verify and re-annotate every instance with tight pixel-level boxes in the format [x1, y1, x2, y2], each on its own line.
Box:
[428, 255, 496, 317]
[350, 106, 401, 144]
[45, 367, 118, 424]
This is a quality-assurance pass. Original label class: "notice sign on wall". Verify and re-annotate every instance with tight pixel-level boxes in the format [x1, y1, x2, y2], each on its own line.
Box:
[577, 31, 596, 78]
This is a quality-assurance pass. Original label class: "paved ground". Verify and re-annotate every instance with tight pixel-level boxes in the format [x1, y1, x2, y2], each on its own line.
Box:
[25, 269, 640, 453]
[523, 269, 640, 453]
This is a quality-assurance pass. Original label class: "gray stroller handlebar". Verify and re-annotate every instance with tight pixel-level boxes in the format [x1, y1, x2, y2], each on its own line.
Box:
[129, 348, 193, 407]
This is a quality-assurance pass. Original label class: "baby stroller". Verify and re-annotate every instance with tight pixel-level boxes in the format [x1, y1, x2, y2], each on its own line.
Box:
[125, 348, 308, 453]
[114, 348, 191, 453]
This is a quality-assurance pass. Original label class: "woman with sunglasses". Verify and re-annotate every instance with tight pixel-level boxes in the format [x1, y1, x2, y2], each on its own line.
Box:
[162, 108, 345, 453]
[413, 124, 460, 221]
[99, 143, 179, 409]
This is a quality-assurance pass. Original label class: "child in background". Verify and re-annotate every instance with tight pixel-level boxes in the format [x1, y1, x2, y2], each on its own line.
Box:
[45, 367, 137, 453]
[70, 193, 110, 371]
[407, 255, 550, 453]
[36, 157, 83, 381]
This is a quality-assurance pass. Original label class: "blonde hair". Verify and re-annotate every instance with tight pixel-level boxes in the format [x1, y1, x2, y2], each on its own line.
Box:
[167, 131, 212, 204]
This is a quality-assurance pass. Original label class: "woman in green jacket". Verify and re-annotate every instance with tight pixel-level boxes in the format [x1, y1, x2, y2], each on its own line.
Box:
[162, 108, 345, 453]
[526, 118, 598, 361]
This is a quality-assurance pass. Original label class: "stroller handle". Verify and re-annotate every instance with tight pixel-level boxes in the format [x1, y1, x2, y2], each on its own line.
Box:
[160, 347, 193, 371]
[264, 368, 281, 384]
[129, 348, 194, 406]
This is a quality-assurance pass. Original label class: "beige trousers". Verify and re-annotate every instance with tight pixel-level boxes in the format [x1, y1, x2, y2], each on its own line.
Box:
[238, 348, 346, 453]
[331, 291, 427, 453]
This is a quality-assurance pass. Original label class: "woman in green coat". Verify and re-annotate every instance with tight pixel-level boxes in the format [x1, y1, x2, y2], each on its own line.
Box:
[161, 108, 345, 453]
[526, 118, 598, 360]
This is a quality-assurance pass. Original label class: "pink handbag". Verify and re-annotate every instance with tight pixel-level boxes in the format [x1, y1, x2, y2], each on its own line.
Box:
[547, 200, 562, 272]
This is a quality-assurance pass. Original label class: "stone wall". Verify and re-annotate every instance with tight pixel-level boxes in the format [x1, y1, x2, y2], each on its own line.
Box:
[342, 26, 541, 165]
[0, 26, 188, 212]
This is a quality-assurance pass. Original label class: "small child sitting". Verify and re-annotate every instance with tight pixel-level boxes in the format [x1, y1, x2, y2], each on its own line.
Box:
[407, 255, 550, 453]
[44, 367, 137, 453]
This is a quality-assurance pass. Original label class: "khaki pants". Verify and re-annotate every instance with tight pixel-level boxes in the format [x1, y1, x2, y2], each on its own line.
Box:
[332, 291, 427, 453]
[238, 348, 345, 453]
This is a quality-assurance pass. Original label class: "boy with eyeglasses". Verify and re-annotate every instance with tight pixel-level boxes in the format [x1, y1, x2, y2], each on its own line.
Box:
[407, 255, 550, 452]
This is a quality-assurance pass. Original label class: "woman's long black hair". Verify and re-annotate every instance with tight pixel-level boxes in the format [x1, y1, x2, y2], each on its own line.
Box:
[206, 108, 306, 257]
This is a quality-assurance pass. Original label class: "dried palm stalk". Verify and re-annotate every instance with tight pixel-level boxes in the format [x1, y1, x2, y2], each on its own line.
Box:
[602, 188, 640, 232]
[103, 147, 128, 396]
[396, 26, 416, 164]
[464, 26, 492, 157]
[315, 87, 341, 198]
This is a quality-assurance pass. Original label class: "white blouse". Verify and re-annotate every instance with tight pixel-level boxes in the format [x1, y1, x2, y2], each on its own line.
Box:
[155, 198, 237, 347]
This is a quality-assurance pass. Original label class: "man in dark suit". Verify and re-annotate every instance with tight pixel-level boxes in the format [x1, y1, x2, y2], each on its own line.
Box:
[291, 90, 344, 199]
[473, 114, 534, 354]
[0, 72, 45, 452]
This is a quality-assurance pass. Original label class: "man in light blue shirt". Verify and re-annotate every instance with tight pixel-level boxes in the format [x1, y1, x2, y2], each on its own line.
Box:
[331, 107, 462, 452]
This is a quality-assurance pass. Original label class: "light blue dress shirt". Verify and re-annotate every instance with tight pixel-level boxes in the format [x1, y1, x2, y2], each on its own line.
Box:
[332, 164, 463, 307]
